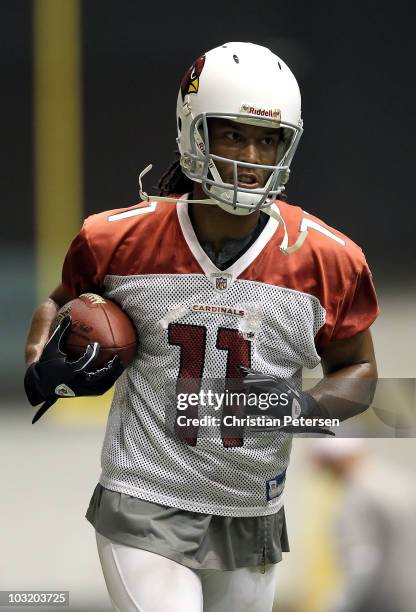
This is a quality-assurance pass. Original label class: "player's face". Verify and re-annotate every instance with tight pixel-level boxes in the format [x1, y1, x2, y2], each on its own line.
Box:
[208, 118, 281, 189]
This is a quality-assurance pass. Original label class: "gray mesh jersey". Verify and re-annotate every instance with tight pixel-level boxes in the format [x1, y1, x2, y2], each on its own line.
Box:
[62, 197, 379, 517]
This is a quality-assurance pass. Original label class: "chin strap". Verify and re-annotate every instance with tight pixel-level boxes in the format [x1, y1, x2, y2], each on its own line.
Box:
[262, 204, 308, 254]
[139, 164, 218, 206]
[138, 164, 308, 255]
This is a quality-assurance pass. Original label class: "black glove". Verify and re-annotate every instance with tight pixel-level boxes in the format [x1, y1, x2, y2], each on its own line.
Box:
[240, 367, 335, 436]
[25, 316, 125, 423]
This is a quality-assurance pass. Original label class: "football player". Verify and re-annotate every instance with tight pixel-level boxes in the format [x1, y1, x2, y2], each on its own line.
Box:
[24, 43, 378, 612]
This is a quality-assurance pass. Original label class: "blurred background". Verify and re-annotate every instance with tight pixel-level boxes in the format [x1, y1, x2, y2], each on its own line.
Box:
[1, 0, 415, 610]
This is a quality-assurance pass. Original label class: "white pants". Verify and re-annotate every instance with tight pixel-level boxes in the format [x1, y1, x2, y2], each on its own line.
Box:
[96, 532, 278, 612]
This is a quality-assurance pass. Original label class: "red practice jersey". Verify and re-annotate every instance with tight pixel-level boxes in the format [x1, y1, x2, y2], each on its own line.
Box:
[62, 198, 379, 516]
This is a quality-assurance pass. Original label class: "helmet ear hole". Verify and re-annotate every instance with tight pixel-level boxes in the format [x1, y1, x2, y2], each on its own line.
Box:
[177, 117, 182, 132]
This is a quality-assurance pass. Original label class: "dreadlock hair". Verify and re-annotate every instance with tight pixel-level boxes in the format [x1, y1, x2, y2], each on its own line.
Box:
[156, 149, 287, 201]
[156, 151, 194, 196]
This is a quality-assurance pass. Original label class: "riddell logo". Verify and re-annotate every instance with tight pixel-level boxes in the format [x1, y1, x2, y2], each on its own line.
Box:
[240, 104, 281, 121]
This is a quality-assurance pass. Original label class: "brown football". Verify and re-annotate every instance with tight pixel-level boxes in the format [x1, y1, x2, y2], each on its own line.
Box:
[52, 293, 138, 368]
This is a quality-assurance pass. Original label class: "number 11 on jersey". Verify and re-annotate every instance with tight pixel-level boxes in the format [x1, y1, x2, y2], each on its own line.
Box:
[168, 323, 251, 447]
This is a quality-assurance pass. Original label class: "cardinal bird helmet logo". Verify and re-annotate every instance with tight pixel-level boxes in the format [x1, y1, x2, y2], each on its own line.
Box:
[180, 55, 206, 98]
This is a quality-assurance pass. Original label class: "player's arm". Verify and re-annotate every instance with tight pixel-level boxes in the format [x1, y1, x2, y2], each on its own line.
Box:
[25, 284, 72, 366]
[241, 329, 378, 432]
[25, 216, 103, 366]
[309, 328, 378, 421]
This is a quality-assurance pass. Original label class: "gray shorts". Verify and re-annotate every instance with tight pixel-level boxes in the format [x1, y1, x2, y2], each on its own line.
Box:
[86, 483, 289, 571]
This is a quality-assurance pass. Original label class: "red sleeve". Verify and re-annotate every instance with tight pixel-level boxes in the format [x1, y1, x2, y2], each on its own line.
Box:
[316, 260, 380, 351]
[61, 222, 103, 298]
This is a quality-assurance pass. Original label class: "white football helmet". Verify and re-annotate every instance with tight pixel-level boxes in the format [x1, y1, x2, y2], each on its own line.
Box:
[176, 42, 303, 215]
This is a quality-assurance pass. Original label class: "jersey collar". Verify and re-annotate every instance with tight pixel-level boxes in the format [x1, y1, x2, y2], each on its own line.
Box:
[176, 197, 280, 288]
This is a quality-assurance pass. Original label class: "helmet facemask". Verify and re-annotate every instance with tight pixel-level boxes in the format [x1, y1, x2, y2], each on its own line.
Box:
[180, 112, 303, 215]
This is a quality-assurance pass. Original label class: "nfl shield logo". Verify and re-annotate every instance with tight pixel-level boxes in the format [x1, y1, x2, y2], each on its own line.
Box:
[210, 272, 232, 292]
[216, 276, 228, 291]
